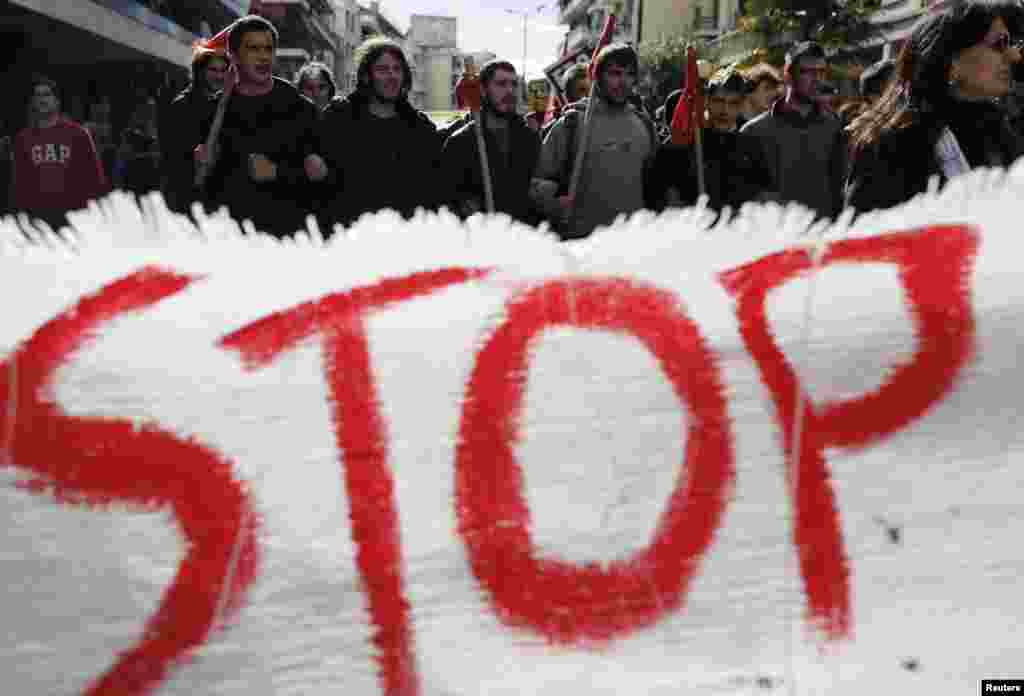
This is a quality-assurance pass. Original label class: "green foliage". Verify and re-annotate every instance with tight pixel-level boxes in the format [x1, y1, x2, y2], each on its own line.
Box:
[638, 33, 722, 104]
[739, 0, 881, 48]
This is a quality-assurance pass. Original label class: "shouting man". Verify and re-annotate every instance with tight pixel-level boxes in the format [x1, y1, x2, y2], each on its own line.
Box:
[319, 37, 442, 229]
[441, 59, 540, 224]
[196, 15, 325, 238]
[12, 75, 109, 230]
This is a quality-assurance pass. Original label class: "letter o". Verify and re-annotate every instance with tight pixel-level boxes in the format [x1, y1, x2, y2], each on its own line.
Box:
[455, 277, 734, 645]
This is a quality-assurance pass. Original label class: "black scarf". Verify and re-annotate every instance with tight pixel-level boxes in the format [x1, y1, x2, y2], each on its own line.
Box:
[944, 97, 1022, 169]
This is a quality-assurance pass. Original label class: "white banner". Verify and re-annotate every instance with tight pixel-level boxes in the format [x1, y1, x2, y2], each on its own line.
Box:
[2, 175, 1023, 695]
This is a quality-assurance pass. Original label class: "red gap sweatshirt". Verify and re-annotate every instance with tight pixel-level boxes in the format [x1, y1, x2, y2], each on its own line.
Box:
[13, 117, 111, 217]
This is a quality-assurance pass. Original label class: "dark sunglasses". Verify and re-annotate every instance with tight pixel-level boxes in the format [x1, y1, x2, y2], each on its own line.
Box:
[983, 32, 1024, 52]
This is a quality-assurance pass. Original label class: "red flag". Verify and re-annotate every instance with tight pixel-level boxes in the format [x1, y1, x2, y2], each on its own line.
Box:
[587, 13, 617, 81]
[455, 64, 482, 112]
[194, 23, 232, 55]
[542, 93, 564, 126]
[671, 46, 704, 146]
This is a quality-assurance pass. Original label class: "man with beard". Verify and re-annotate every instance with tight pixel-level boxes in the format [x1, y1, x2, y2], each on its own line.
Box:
[12, 75, 109, 230]
[194, 15, 326, 238]
[740, 41, 847, 220]
[441, 60, 540, 223]
[531, 43, 658, 239]
[318, 37, 442, 229]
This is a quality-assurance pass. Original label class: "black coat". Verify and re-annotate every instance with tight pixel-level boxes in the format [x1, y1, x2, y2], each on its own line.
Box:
[200, 78, 321, 238]
[441, 114, 540, 224]
[438, 111, 474, 144]
[319, 91, 443, 228]
[160, 87, 216, 214]
[846, 99, 1024, 214]
[650, 129, 777, 212]
[740, 101, 847, 219]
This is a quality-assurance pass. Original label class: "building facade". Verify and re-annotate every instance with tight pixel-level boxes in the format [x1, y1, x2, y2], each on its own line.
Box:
[558, 0, 640, 57]
[463, 51, 497, 73]
[356, 1, 406, 84]
[332, 0, 361, 94]
[868, 0, 941, 60]
[710, 0, 947, 68]
[406, 15, 459, 111]
[357, 1, 404, 44]
[251, 0, 338, 83]
[637, 0, 714, 45]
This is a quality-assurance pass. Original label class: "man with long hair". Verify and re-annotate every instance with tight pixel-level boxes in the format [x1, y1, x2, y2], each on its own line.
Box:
[318, 37, 442, 229]
[194, 15, 325, 237]
[441, 59, 540, 223]
[11, 75, 109, 230]
[530, 43, 659, 239]
[740, 41, 847, 219]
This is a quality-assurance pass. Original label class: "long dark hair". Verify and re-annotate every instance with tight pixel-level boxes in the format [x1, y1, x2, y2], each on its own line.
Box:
[848, 1, 1023, 152]
[354, 37, 413, 97]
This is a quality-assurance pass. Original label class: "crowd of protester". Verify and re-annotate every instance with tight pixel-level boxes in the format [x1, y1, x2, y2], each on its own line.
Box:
[4, 1, 1024, 239]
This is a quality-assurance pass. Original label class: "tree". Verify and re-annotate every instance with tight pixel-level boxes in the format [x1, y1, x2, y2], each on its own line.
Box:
[739, 0, 881, 48]
[638, 33, 722, 107]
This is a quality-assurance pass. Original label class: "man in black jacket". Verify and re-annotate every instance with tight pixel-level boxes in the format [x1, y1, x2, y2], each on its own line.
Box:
[160, 45, 226, 214]
[651, 84, 777, 216]
[740, 42, 846, 220]
[319, 37, 442, 229]
[441, 60, 540, 224]
[195, 15, 325, 238]
[531, 44, 659, 239]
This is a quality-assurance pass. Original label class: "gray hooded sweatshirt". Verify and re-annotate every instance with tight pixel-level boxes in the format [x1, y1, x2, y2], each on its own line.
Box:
[532, 95, 654, 239]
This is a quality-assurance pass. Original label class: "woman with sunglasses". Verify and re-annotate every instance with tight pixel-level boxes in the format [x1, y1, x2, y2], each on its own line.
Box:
[845, 1, 1024, 214]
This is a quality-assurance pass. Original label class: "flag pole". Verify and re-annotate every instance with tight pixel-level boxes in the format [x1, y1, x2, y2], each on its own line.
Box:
[567, 83, 596, 201]
[566, 12, 617, 230]
[474, 110, 495, 213]
[457, 60, 494, 214]
[195, 74, 235, 190]
[694, 100, 706, 200]
[193, 24, 235, 192]
[690, 47, 707, 200]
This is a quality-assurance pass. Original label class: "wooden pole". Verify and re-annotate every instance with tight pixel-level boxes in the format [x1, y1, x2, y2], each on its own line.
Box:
[194, 71, 236, 191]
[694, 107, 706, 200]
[473, 108, 495, 213]
[566, 80, 597, 209]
